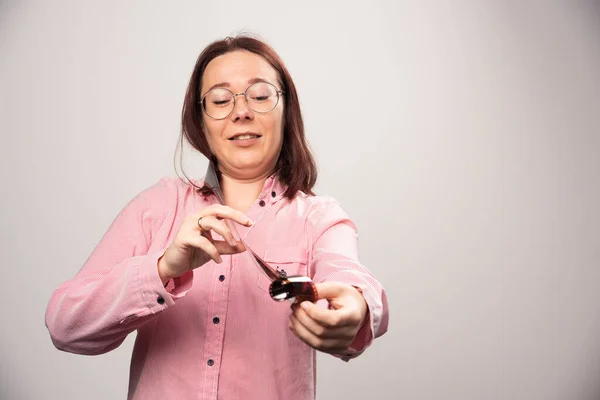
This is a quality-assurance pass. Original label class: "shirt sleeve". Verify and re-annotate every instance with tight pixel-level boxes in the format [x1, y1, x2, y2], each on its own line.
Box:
[44, 177, 193, 356]
[307, 197, 389, 362]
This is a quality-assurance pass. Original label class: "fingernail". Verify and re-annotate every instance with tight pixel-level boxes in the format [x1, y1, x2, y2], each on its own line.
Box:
[247, 219, 254, 226]
[301, 301, 309, 310]
[217, 256, 223, 263]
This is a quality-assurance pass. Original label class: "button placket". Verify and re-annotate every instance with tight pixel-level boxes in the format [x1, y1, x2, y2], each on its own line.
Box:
[203, 258, 231, 393]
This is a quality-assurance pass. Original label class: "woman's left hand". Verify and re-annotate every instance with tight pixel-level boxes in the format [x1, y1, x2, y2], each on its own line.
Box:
[289, 282, 368, 355]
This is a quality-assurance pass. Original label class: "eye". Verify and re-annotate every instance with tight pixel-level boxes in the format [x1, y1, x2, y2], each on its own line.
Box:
[212, 99, 232, 106]
[205, 88, 233, 107]
[247, 82, 277, 102]
[250, 94, 271, 102]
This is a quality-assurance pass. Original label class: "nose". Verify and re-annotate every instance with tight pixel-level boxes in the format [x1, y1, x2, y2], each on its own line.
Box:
[230, 93, 254, 121]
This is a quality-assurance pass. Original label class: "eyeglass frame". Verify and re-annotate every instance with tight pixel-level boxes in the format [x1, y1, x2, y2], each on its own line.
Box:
[199, 81, 285, 120]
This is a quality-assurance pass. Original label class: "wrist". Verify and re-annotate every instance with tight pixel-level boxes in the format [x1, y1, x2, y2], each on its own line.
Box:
[157, 256, 173, 286]
[350, 285, 369, 323]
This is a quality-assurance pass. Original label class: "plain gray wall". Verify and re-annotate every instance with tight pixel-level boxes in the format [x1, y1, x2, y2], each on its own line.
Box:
[1, 1, 599, 399]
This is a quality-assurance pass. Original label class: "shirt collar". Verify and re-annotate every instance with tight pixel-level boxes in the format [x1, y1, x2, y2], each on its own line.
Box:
[259, 174, 287, 204]
[195, 173, 288, 204]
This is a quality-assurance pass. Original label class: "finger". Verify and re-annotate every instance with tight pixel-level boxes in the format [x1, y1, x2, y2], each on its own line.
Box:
[213, 239, 246, 255]
[201, 204, 254, 227]
[290, 304, 349, 339]
[289, 314, 349, 354]
[197, 216, 238, 246]
[297, 300, 354, 329]
[314, 282, 348, 305]
[184, 234, 223, 264]
[314, 282, 366, 324]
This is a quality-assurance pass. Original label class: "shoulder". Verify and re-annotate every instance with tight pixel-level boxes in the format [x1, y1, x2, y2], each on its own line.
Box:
[290, 192, 354, 231]
[138, 175, 202, 197]
[126, 175, 203, 213]
[292, 192, 341, 212]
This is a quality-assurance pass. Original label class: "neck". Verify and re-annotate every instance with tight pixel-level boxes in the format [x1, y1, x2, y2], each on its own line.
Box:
[219, 168, 272, 213]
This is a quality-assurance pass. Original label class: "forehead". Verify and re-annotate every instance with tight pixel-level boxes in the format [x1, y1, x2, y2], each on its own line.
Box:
[201, 50, 279, 92]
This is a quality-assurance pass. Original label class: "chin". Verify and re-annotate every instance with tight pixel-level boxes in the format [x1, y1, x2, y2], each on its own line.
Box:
[226, 158, 262, 171]
[230, 158, 277, 177]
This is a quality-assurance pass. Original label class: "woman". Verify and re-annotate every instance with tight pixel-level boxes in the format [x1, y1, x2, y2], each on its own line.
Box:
[45, 34, 389, 399]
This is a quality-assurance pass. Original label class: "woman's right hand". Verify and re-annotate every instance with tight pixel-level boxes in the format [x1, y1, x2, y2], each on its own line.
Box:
[157, 204, 253, 284]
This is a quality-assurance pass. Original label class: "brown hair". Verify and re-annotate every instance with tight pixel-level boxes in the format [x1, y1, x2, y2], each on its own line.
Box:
[178, 33, 317, 199]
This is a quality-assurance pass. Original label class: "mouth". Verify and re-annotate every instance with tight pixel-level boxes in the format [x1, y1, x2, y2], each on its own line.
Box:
[228, 132, 262, 141]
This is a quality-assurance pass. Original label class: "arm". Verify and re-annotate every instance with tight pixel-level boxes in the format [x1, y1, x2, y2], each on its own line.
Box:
[307, 198, 389, 361]
[44, 178, 193, 355]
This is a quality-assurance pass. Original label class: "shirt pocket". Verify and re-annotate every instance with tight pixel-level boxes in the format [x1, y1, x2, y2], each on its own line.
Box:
[256, 246, 309, 291]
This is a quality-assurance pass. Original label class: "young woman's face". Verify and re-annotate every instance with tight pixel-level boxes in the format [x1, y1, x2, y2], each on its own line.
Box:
[200, 50, 285, 180]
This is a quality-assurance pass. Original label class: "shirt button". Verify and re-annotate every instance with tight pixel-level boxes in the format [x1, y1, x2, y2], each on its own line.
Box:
[218, 275, 225, 282]
[271, 191, 276, 198]
[207, 359, 214, 366]
[259, 200, 266, 207]
[157, 296, 165, 305]
[213, 316, 220, 324]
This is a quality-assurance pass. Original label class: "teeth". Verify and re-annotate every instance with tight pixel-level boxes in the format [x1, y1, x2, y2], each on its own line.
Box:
[233, 134, 259, 140]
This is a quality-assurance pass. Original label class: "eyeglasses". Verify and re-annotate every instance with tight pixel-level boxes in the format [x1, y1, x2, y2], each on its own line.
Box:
[200, 81, 284, 120]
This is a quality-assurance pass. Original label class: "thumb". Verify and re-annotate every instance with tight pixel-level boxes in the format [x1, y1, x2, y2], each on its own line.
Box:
[314, 281, 347, 301]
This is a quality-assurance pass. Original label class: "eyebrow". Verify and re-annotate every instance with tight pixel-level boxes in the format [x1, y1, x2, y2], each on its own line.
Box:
[204, 77, 272, 93]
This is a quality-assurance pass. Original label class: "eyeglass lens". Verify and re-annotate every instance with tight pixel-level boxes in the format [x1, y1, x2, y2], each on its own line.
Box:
[202, 82, 280, 119]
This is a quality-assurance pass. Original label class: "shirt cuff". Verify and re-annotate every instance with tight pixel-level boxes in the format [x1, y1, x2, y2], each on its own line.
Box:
[338, 285, 374, 362]
[139, 249, 194, 314]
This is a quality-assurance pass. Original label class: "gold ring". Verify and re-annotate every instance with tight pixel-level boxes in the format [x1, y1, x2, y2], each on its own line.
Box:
[198, 216, 207, 232]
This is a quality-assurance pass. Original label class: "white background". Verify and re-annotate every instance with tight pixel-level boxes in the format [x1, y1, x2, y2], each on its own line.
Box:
[1, 1, 599, 399]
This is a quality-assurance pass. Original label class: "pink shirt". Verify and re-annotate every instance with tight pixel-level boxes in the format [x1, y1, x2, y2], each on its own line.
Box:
[45, 174, 389, 399]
